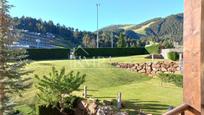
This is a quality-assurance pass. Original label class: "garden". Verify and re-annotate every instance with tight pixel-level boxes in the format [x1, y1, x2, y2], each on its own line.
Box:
[14, 54, 183, 115]
[0, 2, 182, 113]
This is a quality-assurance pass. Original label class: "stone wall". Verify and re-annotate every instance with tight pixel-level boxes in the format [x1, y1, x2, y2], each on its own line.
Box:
[112, 61, 179, 76]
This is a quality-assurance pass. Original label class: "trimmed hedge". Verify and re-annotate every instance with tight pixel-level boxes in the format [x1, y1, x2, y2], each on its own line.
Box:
[145, 43, 160, 54]
[75, 48, 148, 58]
[168, 51, 179, 61]
[27, 49, 70, 60]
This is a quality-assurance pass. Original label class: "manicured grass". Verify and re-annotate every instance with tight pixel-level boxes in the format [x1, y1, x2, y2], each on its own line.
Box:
[15, 55, 182, 115]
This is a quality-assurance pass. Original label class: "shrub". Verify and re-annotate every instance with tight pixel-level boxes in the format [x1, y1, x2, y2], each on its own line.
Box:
[35, 67, 86, 113]
[145, 42, 160, 54]
[158, 73, 183, 87]
[168, 51, 179, 61]
[38, 96, 81, 115]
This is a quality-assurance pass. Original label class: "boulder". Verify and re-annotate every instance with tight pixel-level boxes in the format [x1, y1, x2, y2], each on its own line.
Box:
[96, 106, 114, 115]
[114, 112, 128, 115]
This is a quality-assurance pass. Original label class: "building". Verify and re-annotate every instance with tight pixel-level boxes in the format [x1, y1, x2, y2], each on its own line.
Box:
[12, 30, 58, 49]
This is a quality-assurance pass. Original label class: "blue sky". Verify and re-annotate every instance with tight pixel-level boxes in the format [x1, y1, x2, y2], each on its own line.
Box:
[8, 0, 184, 32]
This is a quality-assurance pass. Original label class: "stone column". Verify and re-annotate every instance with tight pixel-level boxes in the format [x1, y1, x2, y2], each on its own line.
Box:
[184, 0, 204, 114]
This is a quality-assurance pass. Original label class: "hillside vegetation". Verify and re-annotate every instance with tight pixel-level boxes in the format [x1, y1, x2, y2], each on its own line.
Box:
[13, 17, 95, 48]
[13, 13, 183, 48]
[100, 14, 183, 44]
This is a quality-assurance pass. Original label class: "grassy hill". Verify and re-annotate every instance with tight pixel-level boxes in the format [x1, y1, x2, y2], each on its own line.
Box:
[99, 14, 183, 43]
[133, 21, 156, 34]
[15, 55, 182, 115]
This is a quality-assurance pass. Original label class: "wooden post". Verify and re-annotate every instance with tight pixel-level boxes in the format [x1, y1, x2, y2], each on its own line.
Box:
[179, 53, 183, 73]
[184, 0, 204, 114]
[109, 56, 112, 62]
[201, 0, 204, 114]
[83, 86, 87, 98]
[79, 56, 81, 61]
[117, 92, 122, 110]
[151, 54, 154, 62]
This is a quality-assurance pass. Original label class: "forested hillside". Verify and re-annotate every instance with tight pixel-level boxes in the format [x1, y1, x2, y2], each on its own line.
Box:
[99, 13, 183, 48]
[13, 13, 183, 48]
[13, 17, 95, 48]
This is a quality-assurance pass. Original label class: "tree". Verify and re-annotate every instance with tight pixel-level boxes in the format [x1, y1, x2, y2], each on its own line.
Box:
[117, 33, 126, 48]
[145, 42, 160, 61]
[35, 67, 86, 113]
[82, 34, 91, 48]
[160, 38, 174, 49]
[0, 0, 31, 114]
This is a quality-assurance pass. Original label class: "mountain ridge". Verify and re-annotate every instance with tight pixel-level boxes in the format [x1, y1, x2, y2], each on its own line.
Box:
[13, 13, 183, 48]
[99, 13, 183, 43]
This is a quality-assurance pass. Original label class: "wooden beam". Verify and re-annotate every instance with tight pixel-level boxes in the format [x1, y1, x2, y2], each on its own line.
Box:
[201, 0, 204, 114]
[183, 0, 202, 114]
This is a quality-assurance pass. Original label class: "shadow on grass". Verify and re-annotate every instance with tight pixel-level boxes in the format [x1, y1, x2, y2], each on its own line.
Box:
[122, 99, 169, 115]
[93, 96, 116, 99]
[78, 88, 98, 92]
[38, 63, 53, 66]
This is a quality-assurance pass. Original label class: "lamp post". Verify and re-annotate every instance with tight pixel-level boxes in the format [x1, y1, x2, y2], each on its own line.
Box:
[111, 32, 114, 48]
[96, 3, 100, 48]
[36, 39, 41, 48]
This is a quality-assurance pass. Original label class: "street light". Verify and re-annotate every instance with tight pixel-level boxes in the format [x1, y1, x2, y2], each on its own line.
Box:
[96, 3, 100, 48]
[36, 39, 41, 48]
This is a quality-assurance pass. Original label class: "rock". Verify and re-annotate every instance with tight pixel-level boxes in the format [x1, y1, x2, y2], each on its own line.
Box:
[177, 67, 180, 71]
[77, 100, 88, 110]
[161, 67, 167, 72]
[103, 100, 112, 106]
[75, 100, 88, 115]
[112, 61, 179, 76]
[88, 101, 98, 115]
[96, 106, 113, 115]
[114, 112, 128, 115]
[139, 69, 146, 73]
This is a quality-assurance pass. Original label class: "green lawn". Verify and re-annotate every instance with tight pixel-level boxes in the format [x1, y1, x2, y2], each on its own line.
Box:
[15, 55, 182, 115]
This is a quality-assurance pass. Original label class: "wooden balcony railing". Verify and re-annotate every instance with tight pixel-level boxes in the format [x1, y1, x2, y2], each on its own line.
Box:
[163, 104, 201, 115]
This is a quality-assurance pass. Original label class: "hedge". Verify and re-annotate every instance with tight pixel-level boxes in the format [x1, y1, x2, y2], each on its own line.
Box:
[145, 43, 160, 54]
[168, 51, 179, 61]
[26, 48, 70, 60]
[74, 48, 148, 58]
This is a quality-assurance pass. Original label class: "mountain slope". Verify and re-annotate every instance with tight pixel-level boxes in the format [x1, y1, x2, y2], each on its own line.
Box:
[100, 14, 183, 43]
[13, 13, 183, 48]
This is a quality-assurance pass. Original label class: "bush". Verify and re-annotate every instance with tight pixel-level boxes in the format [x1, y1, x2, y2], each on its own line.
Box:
[158, 73, 183, 87]
[27, 48, 70, 60]
[35, 67, 86, 113]
[168, 51, 179, 61]
[38, 96, 81, 115]
[75, 48, 148, 58]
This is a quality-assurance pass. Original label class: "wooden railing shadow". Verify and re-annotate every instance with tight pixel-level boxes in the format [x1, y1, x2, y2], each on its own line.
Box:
[163, 104, 201, 115]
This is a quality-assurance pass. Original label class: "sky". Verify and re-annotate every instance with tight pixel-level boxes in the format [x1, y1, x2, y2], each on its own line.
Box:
[8, 0, 184, 32]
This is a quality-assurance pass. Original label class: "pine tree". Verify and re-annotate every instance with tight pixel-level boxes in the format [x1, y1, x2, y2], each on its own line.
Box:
[35, 67, 85, 113]
[0, 0, 31, 114]
[117, 33, 126, 48]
